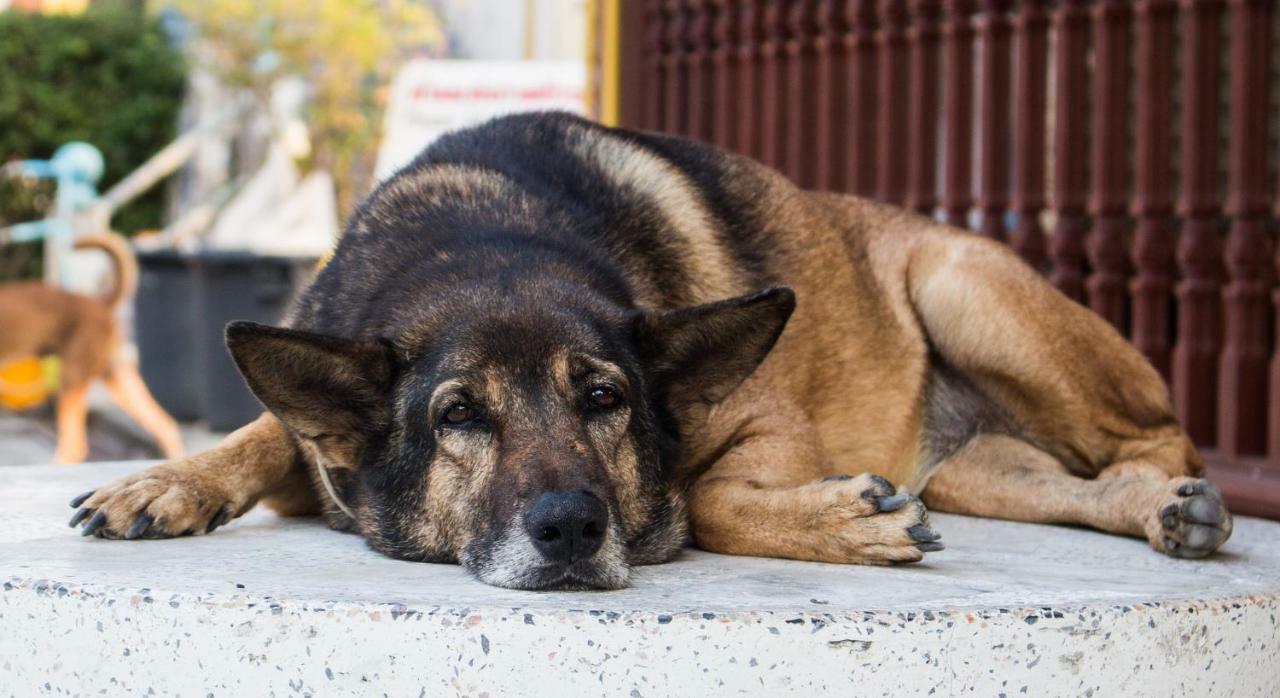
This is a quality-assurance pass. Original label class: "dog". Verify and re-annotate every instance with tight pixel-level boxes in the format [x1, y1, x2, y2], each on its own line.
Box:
[68, 113, 1231, 589]
[1, 233, 184, 463]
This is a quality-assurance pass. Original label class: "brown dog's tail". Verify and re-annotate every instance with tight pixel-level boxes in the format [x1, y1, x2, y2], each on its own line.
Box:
[73, 233, 138, 311]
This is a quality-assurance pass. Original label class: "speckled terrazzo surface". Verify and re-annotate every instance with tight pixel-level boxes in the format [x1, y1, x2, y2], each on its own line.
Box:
[2, 462, 1278, 695]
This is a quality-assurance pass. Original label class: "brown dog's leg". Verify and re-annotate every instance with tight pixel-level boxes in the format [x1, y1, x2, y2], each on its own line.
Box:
[687, 415, 942, 565]
[260, 466, 323, 518]
[103, 363, 185, 460]
[53, 383, 91, 463]
[69, 412, 303, 539]
[921, 434, 1232, 558]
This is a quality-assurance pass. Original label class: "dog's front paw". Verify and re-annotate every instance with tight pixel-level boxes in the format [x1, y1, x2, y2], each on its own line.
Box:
[811, 473, 943, 565]
[1149, 478, 1232, 559]
[68, 465, 241, 539]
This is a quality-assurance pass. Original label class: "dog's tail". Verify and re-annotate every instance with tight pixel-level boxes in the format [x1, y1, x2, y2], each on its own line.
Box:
[73, 233, 138, 311]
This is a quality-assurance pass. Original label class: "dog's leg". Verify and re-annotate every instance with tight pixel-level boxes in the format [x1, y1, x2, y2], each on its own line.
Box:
[53, 383, 90, 463]
[69, 412, 302, 538]
[102, 363, 185, 460]
[922, 434, 1232, 558]
[905, 232, 1231, 557]
[687, 414, 942, 565]
[260, 464, 322, 518]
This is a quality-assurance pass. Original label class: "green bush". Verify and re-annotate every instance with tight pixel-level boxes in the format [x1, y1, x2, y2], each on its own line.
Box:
[0, 9, 186, 278]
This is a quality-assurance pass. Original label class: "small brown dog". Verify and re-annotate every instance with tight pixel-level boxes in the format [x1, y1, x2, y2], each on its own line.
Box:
[0, 233, 183, 462]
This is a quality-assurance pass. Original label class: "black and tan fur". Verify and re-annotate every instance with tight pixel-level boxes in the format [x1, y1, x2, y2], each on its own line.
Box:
[69, 113, 1231, 589]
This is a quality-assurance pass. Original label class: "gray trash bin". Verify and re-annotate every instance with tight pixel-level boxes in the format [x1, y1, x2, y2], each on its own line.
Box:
[134, 249, 201, 421]
[191, 251, 317, 432]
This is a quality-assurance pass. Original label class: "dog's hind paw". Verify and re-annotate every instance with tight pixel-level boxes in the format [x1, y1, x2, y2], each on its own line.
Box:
[68, 464, 241, 540]
[1150, 478, 1232, 559]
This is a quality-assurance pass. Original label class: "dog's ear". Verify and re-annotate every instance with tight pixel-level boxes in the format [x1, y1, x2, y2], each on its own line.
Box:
[225, 321, 395, 449]
[638, 286, 795, 405]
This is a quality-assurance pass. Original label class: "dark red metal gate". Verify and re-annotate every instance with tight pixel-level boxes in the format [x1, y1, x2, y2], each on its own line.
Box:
[611, 0, 1280, 518]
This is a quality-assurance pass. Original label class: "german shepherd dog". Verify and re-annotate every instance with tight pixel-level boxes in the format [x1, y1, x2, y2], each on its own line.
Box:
[69, 113, 1232, 589]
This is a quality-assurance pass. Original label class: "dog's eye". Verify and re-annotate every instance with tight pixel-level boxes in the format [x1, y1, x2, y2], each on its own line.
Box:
[442, 403, 479, 426]
[587, 386, 621, 410]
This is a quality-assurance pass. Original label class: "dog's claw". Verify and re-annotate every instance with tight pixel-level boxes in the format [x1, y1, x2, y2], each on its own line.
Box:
[915, 541, 946, 553]
[856, 474, 896, 501]
[81, 511, 108, 537]
[875, 494, 911, 512]
[69, 491, 94, 508]
[68, 507, 92, 528]
[205, 506, 231, 534]
[907, 525, 941, 543]
[125, 513, 154, 540]
[867, 474, 893, 491]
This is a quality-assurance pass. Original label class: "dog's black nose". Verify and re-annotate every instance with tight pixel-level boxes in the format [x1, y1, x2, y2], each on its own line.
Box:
[524, 490, 608, 563]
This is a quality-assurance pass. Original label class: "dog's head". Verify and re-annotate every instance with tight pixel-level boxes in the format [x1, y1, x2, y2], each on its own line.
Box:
[226, 286, 793, 589]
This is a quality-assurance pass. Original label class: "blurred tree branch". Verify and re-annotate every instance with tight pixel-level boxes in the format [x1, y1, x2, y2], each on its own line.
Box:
[161, 0, 444, 217]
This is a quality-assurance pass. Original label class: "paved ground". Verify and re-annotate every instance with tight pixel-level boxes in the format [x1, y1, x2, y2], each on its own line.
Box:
[2, 462, 1277, 695]
[0, 386, 226, 466]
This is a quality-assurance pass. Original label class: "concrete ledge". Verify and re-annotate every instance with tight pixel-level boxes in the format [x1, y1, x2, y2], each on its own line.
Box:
[3, 463, 1278, 695]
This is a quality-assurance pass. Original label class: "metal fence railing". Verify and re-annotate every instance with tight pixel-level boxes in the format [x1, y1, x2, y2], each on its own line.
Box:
[612, 0, 1280, 518]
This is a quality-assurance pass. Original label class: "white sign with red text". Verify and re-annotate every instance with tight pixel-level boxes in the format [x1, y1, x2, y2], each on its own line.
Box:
[374, 60, 586, 182]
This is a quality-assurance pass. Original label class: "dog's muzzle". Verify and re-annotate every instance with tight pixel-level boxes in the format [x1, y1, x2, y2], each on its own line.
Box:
[466, 488, 629, 590]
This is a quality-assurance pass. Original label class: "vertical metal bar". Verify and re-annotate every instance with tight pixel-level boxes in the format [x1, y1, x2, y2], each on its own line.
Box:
[876, 0, 911, 205]
[1173, 0, 1225, 446]
[906, 0, 944, 215]
[1085, 0, 1133, 331]
[662, 0, 688, 133]
[685, 0, 712, 141]
[758, 0, 787, 167]
[709, 0, 738, 151]
[813, 2, 844, 191]
[976, 0, 1013, 240]
[615, 0, 646, 128]
[735, 2, 762, 157]
[643, 0, 667, 130]
[1130, 0, 1178, 378]
[941, 0, 976, 227]
[1009, 0, 1050, 268]
[845, 1, 881, 197]
[1048, 0, 1090, 302]
[785, 1, 819, 185]
[1220, 0, 1274, 456]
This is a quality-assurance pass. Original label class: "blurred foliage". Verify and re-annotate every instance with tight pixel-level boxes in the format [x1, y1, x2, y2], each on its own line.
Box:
[0, 9, 186, 281]
[0, 178, 54, 280]
[163, 0, 445, 216]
